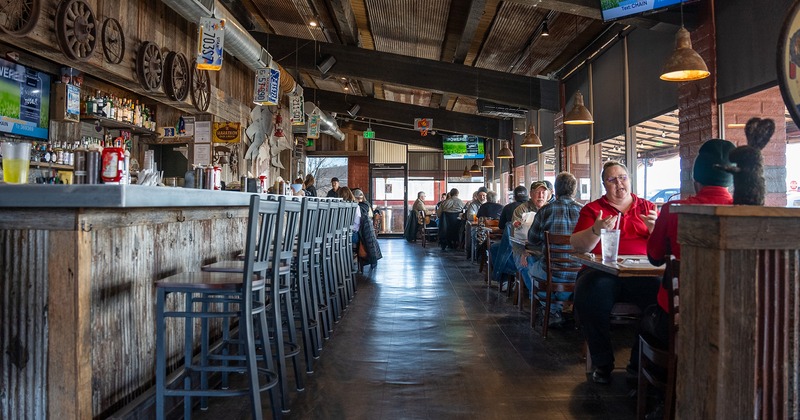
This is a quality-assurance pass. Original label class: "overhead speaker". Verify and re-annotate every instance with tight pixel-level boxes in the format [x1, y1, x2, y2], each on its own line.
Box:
[316, 55, 336, 75]
[347, 104, 360, 117]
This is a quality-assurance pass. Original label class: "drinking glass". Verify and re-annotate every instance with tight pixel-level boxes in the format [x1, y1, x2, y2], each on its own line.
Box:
[600, 229, 620, 263]
[1, 141, 32, 184]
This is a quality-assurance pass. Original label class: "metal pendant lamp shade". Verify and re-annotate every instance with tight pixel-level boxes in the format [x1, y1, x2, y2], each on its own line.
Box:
[470, 160, 482, 173]
[563, 91, 594, 125]
[463, 166, 471, 177]
[497, 140, 514, 159]
[660, 27, 710, 82]
[521, 125, 542, 147]
[481, 155, 494, 168]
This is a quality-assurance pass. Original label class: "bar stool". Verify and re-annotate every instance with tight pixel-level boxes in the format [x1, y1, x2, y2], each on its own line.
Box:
[312, 199, 333, 339]
[292, 198, 321, 372]
[154, 194, 283, 420]
[322, 201, 343, 322]
[196, 196, 305, 413]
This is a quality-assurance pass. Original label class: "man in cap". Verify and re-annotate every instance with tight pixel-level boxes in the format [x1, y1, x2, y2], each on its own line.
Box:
[326, 177, 341, 197]
[499, 185, 529, 231]
[644, 139, 735, 348]
[512, 180, 554, 224]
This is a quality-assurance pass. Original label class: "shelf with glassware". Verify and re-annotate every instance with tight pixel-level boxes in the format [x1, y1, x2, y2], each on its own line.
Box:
[80, 115, 157, 136]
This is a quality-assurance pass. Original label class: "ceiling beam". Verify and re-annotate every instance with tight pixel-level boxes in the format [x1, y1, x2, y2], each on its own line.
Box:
[253, 33, 560, 111]
[339, 121, 444, 149]
[503, 0, 601, 19]
[324, 0, 360, 46]
[306, 88, 502, 138]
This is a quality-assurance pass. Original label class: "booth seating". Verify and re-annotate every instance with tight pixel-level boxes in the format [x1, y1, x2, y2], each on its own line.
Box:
[154, 195, 290, 420]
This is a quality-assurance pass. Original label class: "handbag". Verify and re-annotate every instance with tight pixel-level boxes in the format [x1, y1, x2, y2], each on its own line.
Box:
[358, 241, 368, 259]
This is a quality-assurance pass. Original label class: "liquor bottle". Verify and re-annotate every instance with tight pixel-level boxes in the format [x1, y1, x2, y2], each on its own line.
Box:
[95, 90, 104, 117]
[134, 101, 141, 127]
[107, 95, 115, 120]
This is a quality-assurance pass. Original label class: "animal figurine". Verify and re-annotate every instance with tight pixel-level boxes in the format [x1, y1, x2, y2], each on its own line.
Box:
[720, 117, 775, 205]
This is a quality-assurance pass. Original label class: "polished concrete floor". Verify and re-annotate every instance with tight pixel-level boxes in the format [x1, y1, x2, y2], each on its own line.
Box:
[194, 238, 639, 419]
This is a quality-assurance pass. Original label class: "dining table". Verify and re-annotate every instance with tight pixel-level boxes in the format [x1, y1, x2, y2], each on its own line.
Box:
[570, 253, 665, 277]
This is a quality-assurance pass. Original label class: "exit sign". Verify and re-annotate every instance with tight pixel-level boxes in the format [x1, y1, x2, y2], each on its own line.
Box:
[363, 130, 375, 139]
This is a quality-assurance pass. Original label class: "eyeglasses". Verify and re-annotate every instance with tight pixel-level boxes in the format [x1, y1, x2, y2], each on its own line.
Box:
[605, 174, 629, 184]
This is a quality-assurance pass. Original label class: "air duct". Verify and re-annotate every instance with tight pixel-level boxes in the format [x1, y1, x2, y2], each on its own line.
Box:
[305, 102, 345, 141]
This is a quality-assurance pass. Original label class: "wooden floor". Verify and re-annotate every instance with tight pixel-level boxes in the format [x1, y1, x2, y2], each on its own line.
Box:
[194, 238, 640, 419]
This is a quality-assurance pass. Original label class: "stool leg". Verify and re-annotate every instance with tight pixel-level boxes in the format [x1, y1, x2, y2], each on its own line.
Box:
[280, 283, 305, 391]
[184, 293, 194, 420]
[242, 297, 264, 420]
[297, 267, 315, 373]
[200, 299, 209, 410]
[256, 289, 281, 420]
[270, 287, 290, 413]
[156, 289, 167, 420]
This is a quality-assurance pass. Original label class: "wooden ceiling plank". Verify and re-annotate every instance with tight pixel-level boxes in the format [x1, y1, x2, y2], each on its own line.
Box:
[452, 0, 487, 65]
[502, 0, 601, 20]
[255, 33, 560, 110]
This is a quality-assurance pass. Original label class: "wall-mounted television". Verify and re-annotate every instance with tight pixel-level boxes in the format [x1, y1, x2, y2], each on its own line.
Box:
[442, 134, 485, 160]
[0, 57, 51, 141]
[599, 0, 683, 22]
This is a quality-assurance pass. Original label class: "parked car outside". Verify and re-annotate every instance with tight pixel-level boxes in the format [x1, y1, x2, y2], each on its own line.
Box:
[648, 188, 680, 204]
[787, 191, 800, 207]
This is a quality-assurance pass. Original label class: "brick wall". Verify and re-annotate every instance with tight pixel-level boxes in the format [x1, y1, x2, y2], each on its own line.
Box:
[348, 155, 370, 196]
[678, 1, 718, 198]
[722, 86, 787, 206]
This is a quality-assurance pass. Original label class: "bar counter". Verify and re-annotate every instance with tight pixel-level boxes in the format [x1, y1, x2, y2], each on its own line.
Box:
[0, 185, 256, 419]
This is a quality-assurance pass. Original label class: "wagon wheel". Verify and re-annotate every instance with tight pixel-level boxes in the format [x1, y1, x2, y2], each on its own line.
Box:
[101, 17, 124, 64]
[163, 52, 189, 101]
[54, 0, 97, 61]
[0, 0, 41, 36]
[136, 41, 163, 91]
[191, 64, 211, 112]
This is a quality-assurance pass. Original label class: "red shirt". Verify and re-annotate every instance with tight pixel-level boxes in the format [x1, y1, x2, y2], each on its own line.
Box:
[573, 193, 656, 256]
[647, 186, 733, 312]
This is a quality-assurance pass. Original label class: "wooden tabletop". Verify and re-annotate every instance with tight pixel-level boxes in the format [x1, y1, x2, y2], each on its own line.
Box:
[570, 253, 665, 278]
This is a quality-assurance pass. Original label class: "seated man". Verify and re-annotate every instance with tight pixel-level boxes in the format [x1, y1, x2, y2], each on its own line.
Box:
[492, 186, 529, 289]
[437, 188, 464, 251]
[520, 172, 583, 326]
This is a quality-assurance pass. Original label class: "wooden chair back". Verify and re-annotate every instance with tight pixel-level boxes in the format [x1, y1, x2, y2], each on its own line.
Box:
[531, 232, 581, 337]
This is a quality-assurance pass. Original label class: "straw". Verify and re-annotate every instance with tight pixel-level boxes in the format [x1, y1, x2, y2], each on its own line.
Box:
[615, 211, 621, 230]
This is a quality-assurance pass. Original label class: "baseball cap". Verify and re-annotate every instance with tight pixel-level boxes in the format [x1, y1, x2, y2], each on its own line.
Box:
[530, 180, 552, 192]
[513, 185, 529, 202]
[693, 139, 734, 187]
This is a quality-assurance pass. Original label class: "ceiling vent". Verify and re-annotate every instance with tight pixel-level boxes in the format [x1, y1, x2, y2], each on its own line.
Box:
[476, 99, 528, 119]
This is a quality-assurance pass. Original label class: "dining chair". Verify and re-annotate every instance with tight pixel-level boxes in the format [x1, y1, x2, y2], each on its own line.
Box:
[637, 255, 680, 420]
[530, 232, 581, 337]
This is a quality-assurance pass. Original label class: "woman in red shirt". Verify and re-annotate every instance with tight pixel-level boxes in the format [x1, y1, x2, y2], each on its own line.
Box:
[571, 161, 660, 384]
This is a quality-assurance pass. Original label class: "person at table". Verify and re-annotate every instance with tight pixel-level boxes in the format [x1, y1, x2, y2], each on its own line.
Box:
[644, 139, 735, 348]
[435, 192, 448, 214]
[412, 191, 428, 214]
[570, 160, 659, 384]
[477, 190, 503, 220]
[465, 187, 488, 222]
[498, 185, 528, 231]
[304, 174, 317, 197]
[512, 180, 554, 224]
[520, 172, 583, 327]
[436, 188, 464, 251]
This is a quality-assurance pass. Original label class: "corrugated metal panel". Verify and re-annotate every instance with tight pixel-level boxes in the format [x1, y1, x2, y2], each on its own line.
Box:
[365, 0, 450, 60]
[408, 152, 441, 172]
[251, 0, 325, 41]
[370, 141, 407, 164]
[475, 3, 542, 72]
[1, 230, 49, 420]
[382, 85, 433, 107]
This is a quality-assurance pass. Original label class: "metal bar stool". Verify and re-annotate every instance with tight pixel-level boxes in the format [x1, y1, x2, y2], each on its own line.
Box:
[323, 201, 342, 322]
[312, 199, 333, 340]
[292, 197, 321, 373]
[154, 195, 283, 420]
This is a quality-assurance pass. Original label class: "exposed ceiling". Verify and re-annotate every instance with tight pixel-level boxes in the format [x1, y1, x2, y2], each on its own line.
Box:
[240, 0, 685, 146]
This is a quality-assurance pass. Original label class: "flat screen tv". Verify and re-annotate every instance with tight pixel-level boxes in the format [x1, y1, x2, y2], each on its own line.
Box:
[442, 134, 485, 160]
[0, 57, 51, 141]
[599, 0, 683, 22]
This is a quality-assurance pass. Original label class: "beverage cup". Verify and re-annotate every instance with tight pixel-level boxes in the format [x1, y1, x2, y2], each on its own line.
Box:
[600, 229, 620, 263]
[1, 141, 31, 184]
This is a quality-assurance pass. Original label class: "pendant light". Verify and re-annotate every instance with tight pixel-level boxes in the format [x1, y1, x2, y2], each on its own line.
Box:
[496, 140, 514, 159]
[660, 27, 710, 82]
[521, 125, 542, 147]
[481, 140, 494, 168]
[463, 166, 471, 177]
[563, 91, 594, 125]
[470, 160, 482, 173]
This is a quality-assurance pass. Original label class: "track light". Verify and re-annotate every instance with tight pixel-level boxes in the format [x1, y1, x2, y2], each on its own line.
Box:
[347, 104, 360, 117]
[316, 55, 336, 75]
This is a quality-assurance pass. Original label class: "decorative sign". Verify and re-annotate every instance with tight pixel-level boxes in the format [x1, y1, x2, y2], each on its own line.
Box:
[197, 17, 225, 71]
[66, 84, 81, 120]
[363, 130, 375, 139]
[267, 68, 280, 105]
[195, 120, 211, 143]
[194, 143, 211, 165]
[307, 113, 320, 139]
[253, 68, 269, 104]
[212, 122, 241, 143]
[289, 95, 305, 125]
[414, 118, 432, 136]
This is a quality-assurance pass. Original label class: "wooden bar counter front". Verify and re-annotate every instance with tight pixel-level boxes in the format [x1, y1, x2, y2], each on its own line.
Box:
[0, 185, 256, 419]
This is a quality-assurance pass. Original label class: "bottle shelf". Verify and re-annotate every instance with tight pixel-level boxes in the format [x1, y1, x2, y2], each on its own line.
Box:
[30, 161, 74, 171]
[80, 115, 157, 136]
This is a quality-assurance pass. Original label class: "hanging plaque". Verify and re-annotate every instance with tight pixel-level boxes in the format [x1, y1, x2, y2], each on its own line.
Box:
[197, 17, 225, 71]
[307, 113, 320, 139]
[289, 95, 305, 125]
[212, 122, 241, 143]
[266, 68, 280, 105]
